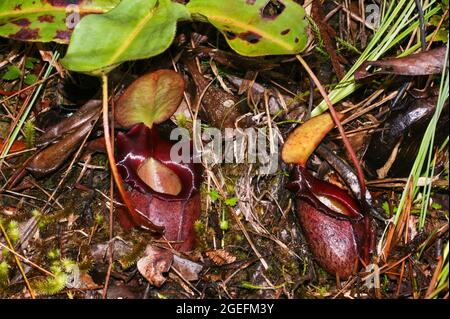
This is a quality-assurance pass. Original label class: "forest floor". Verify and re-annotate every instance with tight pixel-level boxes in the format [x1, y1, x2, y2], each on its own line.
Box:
[0, 0, 448, 299]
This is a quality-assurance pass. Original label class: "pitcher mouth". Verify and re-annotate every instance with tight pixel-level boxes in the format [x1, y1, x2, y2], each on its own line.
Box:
[116, 123, 202, 202]
[287, 165, 364, 222]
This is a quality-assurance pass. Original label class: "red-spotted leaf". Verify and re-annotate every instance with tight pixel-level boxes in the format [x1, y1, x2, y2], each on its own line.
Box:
[115, 70, 185, 129]
[187, 0, 308, 56]
[0, 0, 119, 43]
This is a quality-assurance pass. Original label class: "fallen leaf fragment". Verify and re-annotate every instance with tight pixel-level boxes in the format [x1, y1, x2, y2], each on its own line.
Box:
[355, 47, 446, 80]
[205, 249, 237, 265]
[172, 255, 203, 281]
[137, 245, 173, 287]
[36, 99, 101, 147]
[26, 117, 98, 178]
[0, 138, 27, 153]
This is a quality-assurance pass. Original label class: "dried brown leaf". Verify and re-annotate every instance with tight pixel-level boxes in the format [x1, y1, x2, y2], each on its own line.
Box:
[137, 245, 173, 287]
[205, 249, 237, 265]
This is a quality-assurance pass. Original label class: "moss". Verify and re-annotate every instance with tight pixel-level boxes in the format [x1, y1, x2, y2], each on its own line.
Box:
[6, 220, 20, 244]
[0, 261, 9, 286]
[47, 248, 61, 261]
[33, 272, 68, 296]
[194, 219, 204, 234]
[24, 119, 35, 148]
[118, 239, 147, 270]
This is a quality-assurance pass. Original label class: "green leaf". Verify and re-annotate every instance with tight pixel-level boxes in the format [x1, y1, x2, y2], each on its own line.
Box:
[429, 15, 442, 27]
[61, 0, 190, 75]
[431, 202, 443, 210]
[382, 202, 390, 215]
[434, 28, 449, 44]
[24, 73, 37, 85]
[209, 190, 220, 202]
[25, 57, 38, 69]
[224, 197, 238, 207]
[187, 0, 308, 57]
[115, 70, 185, 129]
[0, 0, 119, 43]
[220, 220, 229, 231]
[2, 65, 21, 80]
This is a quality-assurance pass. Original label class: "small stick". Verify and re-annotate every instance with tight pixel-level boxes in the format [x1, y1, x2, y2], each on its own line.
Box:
[102, 175, 114, 299]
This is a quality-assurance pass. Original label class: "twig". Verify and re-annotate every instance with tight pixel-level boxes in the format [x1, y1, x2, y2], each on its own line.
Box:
[41, 111, 100, 211]
[312, 0, 346, 80]
[0, 53, 59, 163]
[0, 73, 58, 105]
[102, 171, 114, 299]
[427, 10, 448, 50]
[170, 265, 201, 296]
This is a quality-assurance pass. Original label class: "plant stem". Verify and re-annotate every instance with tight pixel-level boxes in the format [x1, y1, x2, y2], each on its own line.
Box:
[101, 75, 129, 215]
[102, 94, 115, 299]
[296, 55, 366, 198]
